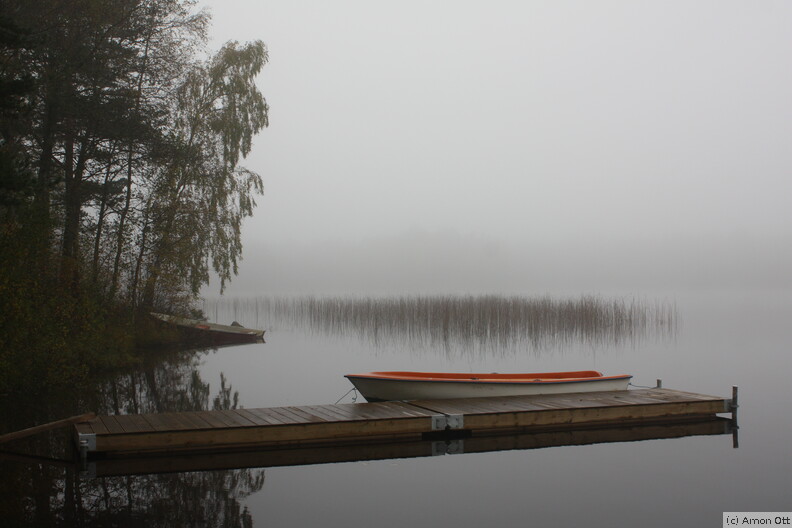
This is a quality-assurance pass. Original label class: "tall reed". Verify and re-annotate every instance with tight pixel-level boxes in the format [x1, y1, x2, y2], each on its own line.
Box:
[205, 295, 676, 354]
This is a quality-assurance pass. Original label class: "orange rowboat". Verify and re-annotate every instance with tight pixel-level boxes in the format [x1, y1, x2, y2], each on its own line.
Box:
[344, 370, 632, 402]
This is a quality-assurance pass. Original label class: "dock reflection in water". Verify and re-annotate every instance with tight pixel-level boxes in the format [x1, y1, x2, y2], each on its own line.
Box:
[0, 345, 264, 528]
[86, 417, 736, 478]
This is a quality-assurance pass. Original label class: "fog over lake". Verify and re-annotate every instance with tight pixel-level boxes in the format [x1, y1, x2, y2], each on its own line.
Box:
[2, 3, 790, 527]
[185, 6, 792, 522]
[200, 0, 792, 297]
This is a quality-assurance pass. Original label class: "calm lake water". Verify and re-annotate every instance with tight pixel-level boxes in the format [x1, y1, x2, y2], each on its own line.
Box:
[1, 291, 790, 527]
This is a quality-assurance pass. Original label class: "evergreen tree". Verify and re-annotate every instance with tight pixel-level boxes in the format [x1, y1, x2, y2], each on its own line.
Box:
[0, 0, 268, 389]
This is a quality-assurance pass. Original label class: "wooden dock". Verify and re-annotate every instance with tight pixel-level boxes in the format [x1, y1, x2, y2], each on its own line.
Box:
[74, 388, 736, 459]
[86, 417, 735, 477]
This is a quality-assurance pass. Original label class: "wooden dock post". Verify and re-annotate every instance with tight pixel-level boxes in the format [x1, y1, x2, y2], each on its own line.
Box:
[731, 386, 739, 449]
[731, 386, 739, 414]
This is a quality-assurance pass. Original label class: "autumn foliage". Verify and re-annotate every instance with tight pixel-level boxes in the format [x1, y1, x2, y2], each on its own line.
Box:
[0, 1, 267, 391]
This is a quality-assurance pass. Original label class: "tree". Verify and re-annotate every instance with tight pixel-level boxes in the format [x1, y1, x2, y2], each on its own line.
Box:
[0, 0, 268, 391]
[138, 40, 268, 308]
[0, 12, 35, 214]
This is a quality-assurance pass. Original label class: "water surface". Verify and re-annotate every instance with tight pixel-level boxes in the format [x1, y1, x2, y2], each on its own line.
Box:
[1, 292, 789, 526]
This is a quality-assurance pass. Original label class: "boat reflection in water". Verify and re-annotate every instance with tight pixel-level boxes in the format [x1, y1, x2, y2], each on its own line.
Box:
[85, 417, 737, 478]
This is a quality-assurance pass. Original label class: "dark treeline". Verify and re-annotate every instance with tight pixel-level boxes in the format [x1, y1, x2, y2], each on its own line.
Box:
[0, 0, 268, 392]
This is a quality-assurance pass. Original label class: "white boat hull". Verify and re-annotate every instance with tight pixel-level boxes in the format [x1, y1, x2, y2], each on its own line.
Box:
[345, 376, 632, 402]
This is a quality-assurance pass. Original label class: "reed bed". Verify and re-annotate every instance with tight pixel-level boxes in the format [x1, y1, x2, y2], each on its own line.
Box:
[205, 295, 676, 354]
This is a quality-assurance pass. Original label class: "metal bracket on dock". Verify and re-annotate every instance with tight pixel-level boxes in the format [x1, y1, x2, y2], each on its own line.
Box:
[431, 414, 464, 431]
[78, 433, 96, 460]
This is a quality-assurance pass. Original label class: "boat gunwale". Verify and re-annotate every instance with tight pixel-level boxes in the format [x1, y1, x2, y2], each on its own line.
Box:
[345, 372, 633, 386]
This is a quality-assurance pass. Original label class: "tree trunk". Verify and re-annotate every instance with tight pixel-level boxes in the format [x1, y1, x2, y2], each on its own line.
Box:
[61, 132, 91, 290]
[92, 153, 115, 284]
[130, 213, 150, 309]
[110, 148, 134, 298]
[60, 130, 80, 288]
[141, 250, 161, 309]
[111, 37, 150, 300]
[33, 87, 57, 218]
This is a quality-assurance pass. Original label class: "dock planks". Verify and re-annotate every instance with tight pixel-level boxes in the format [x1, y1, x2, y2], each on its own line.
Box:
[74, 388, 734, 458]
[87, 417, 735, 477]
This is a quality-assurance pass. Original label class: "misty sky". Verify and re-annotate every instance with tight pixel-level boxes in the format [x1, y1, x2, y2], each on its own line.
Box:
[200, 1, 792, 295]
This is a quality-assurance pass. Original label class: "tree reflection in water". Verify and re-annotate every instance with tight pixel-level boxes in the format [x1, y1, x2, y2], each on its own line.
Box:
[0, 347, 265, 527]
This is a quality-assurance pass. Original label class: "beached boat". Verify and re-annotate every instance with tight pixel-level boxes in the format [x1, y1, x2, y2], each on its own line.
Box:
[150, 312, 265, 346]
[344, 370, 632, 402]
